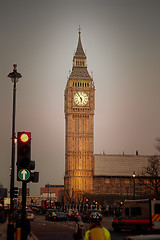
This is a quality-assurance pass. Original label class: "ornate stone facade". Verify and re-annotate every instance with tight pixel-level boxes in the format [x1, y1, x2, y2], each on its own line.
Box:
[64, 29, 95, 203]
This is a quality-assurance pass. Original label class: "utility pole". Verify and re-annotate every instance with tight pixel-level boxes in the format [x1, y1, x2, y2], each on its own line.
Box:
[7, 65, 22, 240]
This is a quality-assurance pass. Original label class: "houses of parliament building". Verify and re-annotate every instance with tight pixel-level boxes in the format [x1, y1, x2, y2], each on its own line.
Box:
[64, 28, 157, 206]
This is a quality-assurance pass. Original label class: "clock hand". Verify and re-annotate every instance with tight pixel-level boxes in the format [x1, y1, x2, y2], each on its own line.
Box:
[77, 92, 82, 101]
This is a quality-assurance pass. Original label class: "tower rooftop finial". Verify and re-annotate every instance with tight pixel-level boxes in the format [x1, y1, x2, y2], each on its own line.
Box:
[78, 25, 81, 36]
[74, 25, 86, 60]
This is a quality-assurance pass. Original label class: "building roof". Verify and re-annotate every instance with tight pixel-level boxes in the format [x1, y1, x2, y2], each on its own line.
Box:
[69, 67, 91, 79]
[69, 27, 91, 80]
[94, 154, 152, 177]
[74, 28, 86, 59]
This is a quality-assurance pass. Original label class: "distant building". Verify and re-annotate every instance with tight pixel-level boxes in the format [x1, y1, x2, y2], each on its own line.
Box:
[40, 185, 64, 202]
[19, 188, 30, 196]
[93, 153, 155, 201]
[0, 184, 7, 200]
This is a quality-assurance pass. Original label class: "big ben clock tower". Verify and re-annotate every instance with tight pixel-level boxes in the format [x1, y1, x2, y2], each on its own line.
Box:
[64, 27, 95, 203]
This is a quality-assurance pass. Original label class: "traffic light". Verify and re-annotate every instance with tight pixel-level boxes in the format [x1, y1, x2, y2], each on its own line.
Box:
[14, 187, 18, 198]
[30, 172, 39, 183]
[17, 132, 31, 181]
[17, 131, 39, 183]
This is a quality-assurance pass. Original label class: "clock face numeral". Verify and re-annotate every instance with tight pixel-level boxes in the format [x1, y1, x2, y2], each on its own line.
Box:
[74, 92, 89, 106]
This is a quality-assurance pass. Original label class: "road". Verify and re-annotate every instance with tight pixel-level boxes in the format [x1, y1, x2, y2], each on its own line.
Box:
[31, 215, 132, 240]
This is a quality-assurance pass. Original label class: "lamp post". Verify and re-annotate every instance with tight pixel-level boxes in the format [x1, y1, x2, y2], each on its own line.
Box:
[133, 171, 136, 200]
[46, 183, 51, 208]
[46, 184, 49, 200]
[7, 65, 22, 240]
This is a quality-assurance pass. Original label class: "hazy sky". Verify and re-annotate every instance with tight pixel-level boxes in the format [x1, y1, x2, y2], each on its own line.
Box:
[0, 0, 160, 196]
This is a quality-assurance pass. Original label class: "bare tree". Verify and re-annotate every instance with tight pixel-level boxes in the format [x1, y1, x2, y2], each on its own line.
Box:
[65, 188, 75, 205]
[139, 155, 160, 197]
[155, 138, 160, 152]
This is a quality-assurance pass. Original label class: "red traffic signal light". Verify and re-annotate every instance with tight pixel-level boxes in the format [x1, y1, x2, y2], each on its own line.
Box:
[19, 132, 31, 143]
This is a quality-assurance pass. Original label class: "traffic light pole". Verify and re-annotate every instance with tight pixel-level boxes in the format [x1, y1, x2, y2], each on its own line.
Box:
[21, 181, 27, 240]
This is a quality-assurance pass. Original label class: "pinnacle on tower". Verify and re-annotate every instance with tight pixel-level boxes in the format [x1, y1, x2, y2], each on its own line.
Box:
[74, 25, 86, 59]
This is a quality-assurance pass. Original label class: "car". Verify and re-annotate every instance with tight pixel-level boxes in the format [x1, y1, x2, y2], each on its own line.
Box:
[26, 209, 35, 221]
[45, 209, 55, 221]
[51, 209, 58, 220]
[67, 209, 79, 221]
[90, 209, 103, 221]
[73, 210, 80, 221]
[52, 211, 67, 221]
[81, 209, 103, 223]
[82, 211, 90, 222]
[124, 234, 160, 240]
[82, 209, 103, 223]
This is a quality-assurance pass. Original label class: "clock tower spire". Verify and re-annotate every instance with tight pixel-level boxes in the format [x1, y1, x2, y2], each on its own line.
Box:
[73, 25, 86, 63]
[64, 28, 95, 204]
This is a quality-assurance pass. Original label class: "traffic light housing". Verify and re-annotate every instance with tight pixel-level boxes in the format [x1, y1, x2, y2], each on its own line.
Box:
[30, 172, 39, 182]
[17, 131, 39, 183]
[14, 187, 18, 198]
[17, 132, 31, 181]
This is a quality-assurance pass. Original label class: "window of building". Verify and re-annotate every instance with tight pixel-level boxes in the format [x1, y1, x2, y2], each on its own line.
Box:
[125, 179, 130, 184]
[105, 179, 110, 183]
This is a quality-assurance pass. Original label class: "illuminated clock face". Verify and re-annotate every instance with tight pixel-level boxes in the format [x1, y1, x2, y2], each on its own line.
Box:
[74, 92, 89, 106]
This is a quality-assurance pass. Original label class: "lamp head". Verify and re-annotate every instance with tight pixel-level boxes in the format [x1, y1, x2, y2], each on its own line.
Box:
[8, 64, 22, 83]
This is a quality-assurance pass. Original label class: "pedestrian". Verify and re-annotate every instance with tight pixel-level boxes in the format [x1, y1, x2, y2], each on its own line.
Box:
[84, 212, 111, 240]
[73, 215, 85, 240]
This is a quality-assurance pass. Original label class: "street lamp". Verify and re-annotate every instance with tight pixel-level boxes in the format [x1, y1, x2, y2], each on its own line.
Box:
[46, 184, 50, 200]
[46, 183, 51, 208]
[7, 65, 22, 240]
[133, 171, 136, 200]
